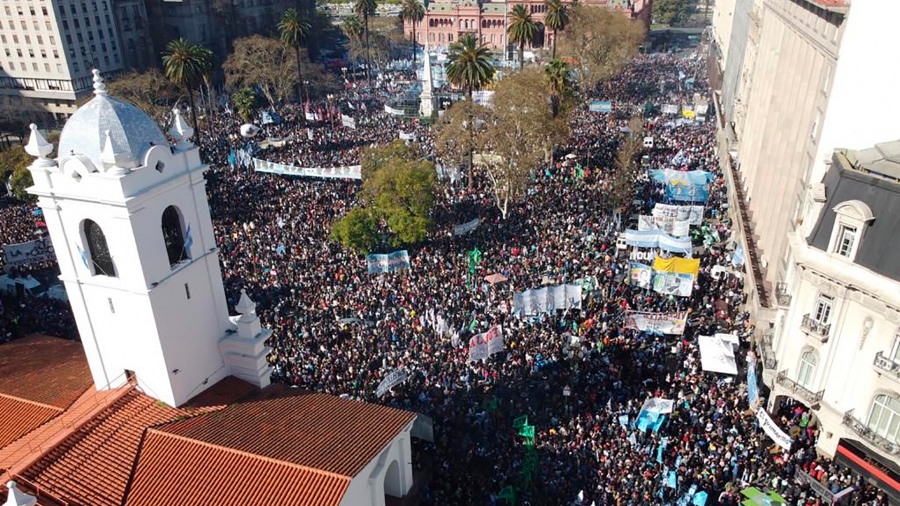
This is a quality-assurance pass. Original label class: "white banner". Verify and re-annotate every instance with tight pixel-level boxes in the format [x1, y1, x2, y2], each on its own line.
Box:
[453, 218, 480, 236]
[384, 104, 404, 116]
[3, 237, 55, 267]
[341, 114, 356, 129]
[640, 397, 675, 415]
[661, 104, 679, 115]
[468, 325, 503, 362]
[513, 284, 581, 316]
[652, 204, 704, 225]
[638, 215, 690, 237]
[376, 369, 409, 397]
[623, 310, 688, 335]
[399, 131, 417, 141]
[698, 334, 738, 375]
[253, 158, 361, 180]
[652, 272, 694, 297]
[755, 409, 793, 451]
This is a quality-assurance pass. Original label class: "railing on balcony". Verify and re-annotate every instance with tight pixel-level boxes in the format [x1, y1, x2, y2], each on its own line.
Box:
[801, 314, 831, 342]
[775, 282, 792, 307]
[842, 409, 900, 456]
[775, 370, 824, 405]
[873, 351, 900, 380]
[794, 468, 836, 503]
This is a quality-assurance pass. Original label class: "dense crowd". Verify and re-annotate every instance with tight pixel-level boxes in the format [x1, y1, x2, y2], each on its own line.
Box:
[0, 45, 891, 505]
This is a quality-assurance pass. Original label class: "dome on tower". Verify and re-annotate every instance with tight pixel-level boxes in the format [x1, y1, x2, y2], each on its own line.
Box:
[57, 70, 169, 170]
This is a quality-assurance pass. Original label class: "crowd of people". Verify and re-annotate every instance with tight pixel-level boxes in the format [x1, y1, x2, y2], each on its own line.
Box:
[0, 42, 892, 505]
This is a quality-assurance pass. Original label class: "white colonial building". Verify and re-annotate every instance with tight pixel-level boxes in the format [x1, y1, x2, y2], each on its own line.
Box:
[770, 141, 900, 468]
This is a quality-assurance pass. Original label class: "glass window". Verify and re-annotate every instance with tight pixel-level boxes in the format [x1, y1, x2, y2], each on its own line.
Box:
[813, 295, 833, 324]
[836, 226, 856, 257]
[162, 206, 190, 266]
[890, 334, 900, 362]
[867, 395, 900, 444]
[84, 219, 116, 277]
[798, 351, 817, 388]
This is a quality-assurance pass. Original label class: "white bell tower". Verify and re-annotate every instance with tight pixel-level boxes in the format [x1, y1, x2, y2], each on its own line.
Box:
[25, 70, 271, 407]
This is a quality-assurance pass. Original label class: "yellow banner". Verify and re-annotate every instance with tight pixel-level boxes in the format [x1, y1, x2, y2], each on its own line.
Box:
[654, 256, 700, 276]
[682, 110, 696, 119]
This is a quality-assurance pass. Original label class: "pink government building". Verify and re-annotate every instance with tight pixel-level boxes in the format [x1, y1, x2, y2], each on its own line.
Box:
[403, 0, 652, 52]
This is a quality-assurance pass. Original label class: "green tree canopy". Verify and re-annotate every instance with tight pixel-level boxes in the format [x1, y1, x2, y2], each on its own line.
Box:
[544, 0, 569, 58]
[399, 0, 425, 67]
[0, 146, 36, 202]
[653, 0, 696, 26]
[232, 88, 257, 122]
[279, 8, 312, 102]
[507, 4, 538, 70]
[161, 38, 213, 130]
[330, 207, 380, 254]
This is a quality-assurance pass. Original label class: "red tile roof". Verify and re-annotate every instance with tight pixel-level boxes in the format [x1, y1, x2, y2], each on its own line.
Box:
[18, 387, 191, 506]
[0, 396, 61, 450]
[123, 430, 351, 506]
[162, 392, 416, 477]
[0, 335, 92, 409]
[180, 375, 259, 412]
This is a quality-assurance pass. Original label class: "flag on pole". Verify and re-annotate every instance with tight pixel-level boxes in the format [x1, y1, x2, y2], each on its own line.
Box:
[183, 224, 193, 255]
[76, 244, 89, 268]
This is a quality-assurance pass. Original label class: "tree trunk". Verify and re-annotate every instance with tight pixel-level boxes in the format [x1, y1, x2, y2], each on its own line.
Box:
[552, 27, 557, 58]
[410, 23, 417, 72]
[364, 12, 372, 84]
[295, 45, 304, 103]
[187, 87, 199, 137]
[467, 90, 474, 190]
[519, 40, 525, 70]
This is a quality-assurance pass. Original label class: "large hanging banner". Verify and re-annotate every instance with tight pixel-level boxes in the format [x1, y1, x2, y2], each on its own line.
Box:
[652, 204, 705, 225]
[638, 215, 690, 237]
[629, 262, 653, 288]
[2, 237, 55, 267]
[252, 158, 361, 180]
[468, 325, 504, 362]
[653, 256, 700, 277]
[513, 284, 582, 316]
[624, 310, 688, 335]
[366, 250, 411, 274]
[341, 114, 357, 129]
[755, 408, 793, 451]
[453, 218, 481, 236]
[747, 352, 760, 410]
[623, 230, 693, 255]
[651, 169, 712, 203]
[375, 369, 409, 397]
[589, 100, 613, 113]
[640, 397, 675, 415]
[698, 334, 738, 375]
[652, 272, 694, 297]
[661, 104, 680, 115]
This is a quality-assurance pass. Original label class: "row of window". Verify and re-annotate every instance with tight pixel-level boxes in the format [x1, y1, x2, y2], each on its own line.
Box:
[82, 207, 192, 280]
[58, 0, 110, 18]
[0, 18, 53, 31]
[0, 61, 64, 74]
[4, 48, 59, 59]
[2, 5, 50, 16]
[1, 33, 57, 47]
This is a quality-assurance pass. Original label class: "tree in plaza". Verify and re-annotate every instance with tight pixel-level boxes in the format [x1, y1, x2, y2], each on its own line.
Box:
[434, 101, 491, 185]
[478, 68, 570, 219]
[161, 38, 213, 134]
[331, 207, 380, 254]
[653, 0, 696, 26]
[507, 4, 538, 70]
[399, 0, 425, 69]
[0, 146, 35, 202]
[278, 8, 312, 102]
[544, 0, 568, 59]
[543, 58, 573, 118]
[558, 5, 644, 91]
[105, 68, 182, 128]
[333, 141, 437, 251]
[445, 34, 495, 187]
[353, 0, 378, 83]
[223, 35, 299, 108]
[609, 115, 644, 212]
[231, 88, 257, 122]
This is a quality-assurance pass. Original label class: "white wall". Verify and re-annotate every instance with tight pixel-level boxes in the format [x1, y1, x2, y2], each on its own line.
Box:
[712, 0, 737, 65]
[341, 426, 415, 506]
[808, 0, 900, 186]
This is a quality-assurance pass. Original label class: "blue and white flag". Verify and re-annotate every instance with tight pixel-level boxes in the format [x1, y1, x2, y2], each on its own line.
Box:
[76, 243, 88, 268]
[183, 224, 193, 254]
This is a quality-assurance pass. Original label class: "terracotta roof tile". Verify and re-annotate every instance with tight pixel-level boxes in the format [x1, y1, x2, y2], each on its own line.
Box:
[0, 396, 61, 450]
[123, 430, 351, 506]
[18, 388, 190, 506]
[0, 335, 92, 409]
[180, 375, 259, 412]
[162, 392, 416, 477]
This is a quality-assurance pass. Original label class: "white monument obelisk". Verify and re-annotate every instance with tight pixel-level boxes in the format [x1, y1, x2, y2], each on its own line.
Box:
[419, 45, 435, 119]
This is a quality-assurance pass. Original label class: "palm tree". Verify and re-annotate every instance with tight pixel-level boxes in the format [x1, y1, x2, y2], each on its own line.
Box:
[446, 34, 494, 187]
[353, 0, 377, 83]
[232, 88, 256, 122]
[279, 8, 311, 103]
[544, 0, 568, 59]
[507, 4, 538, 70]
[399, 0, 425, 71]
[544, 58, 571, 118]
[162, 38, 213, 134]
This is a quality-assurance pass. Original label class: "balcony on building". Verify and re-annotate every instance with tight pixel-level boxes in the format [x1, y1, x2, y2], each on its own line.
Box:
[775, 282, 792, 307]
[873, 351, 900, 383]
[776, 370, 824, 407]
[801, 314, 831, 343]
[842, 409, 900, 457]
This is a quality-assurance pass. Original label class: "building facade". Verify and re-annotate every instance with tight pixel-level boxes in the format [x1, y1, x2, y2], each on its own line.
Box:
[769, 143, 900, 499]
[403, 0, 651, 52]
